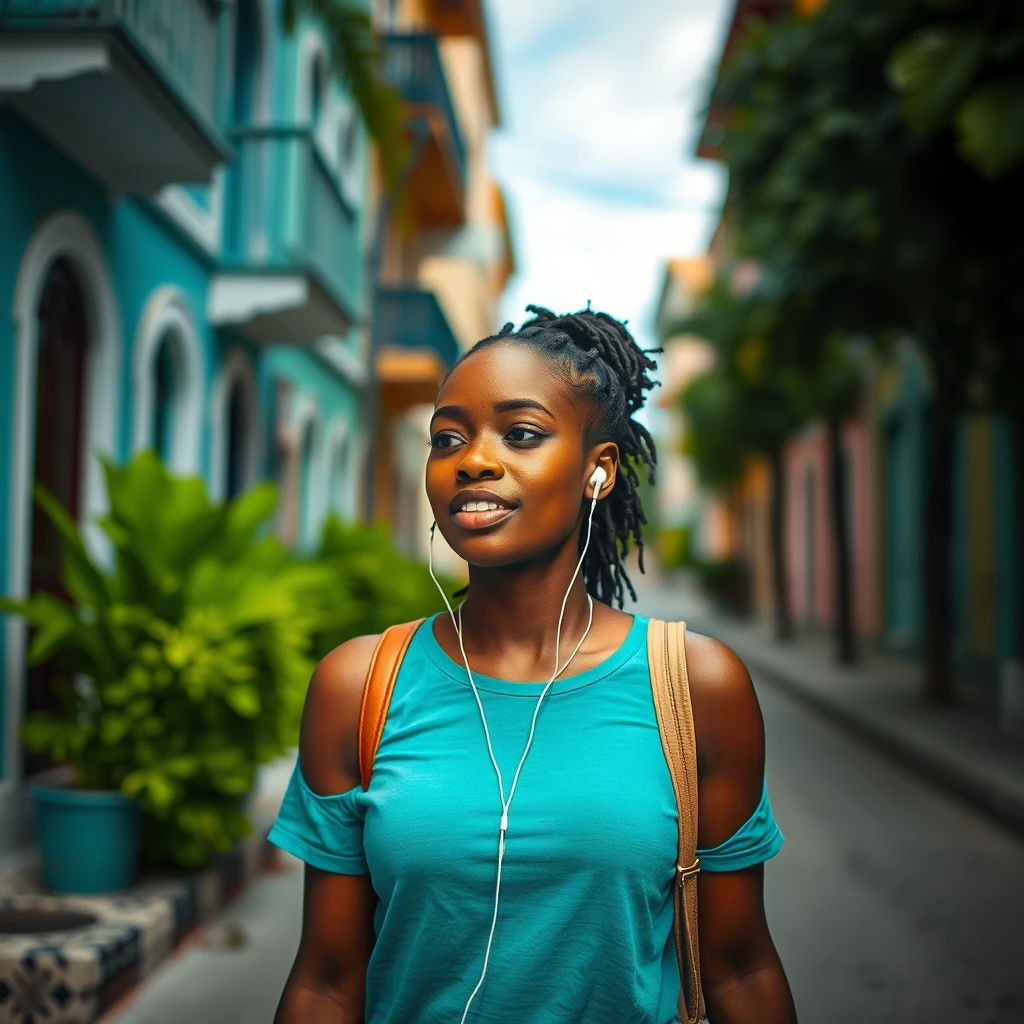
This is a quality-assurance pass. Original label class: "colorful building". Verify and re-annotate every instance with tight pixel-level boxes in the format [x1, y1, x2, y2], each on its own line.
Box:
[0, 0, 375, 856]
[370, 0, 514, 573]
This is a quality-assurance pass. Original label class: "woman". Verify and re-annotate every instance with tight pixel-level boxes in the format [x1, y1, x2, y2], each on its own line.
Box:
[270, 307, 797, 1024]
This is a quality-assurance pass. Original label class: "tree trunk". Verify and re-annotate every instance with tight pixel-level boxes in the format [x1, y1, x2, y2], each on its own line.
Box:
[827, 416, 856, 664]
[769, 446, 794, 641]
[922, 388, 958, 704]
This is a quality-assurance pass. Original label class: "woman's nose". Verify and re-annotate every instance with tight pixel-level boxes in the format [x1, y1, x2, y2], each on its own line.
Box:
[456, 437, 504, 481]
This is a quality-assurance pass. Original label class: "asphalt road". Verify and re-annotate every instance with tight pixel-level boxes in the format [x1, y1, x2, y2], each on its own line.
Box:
[107, 627, 1024, 1023]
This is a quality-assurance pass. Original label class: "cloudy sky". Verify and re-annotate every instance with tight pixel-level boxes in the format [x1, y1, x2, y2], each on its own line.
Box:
[486, 0, 733, 357]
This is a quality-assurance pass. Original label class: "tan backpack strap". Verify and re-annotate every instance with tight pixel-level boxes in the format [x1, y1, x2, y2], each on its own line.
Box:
[647, 618, 706, 1024]
[358, 619, 424, 790]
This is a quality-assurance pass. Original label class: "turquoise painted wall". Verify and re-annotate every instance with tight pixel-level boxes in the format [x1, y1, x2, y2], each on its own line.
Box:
[0, 0, 371, 797]
[883, 351, 928, 652]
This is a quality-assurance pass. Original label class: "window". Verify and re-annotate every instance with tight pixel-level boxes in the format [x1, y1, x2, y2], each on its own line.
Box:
[152, 335, 177, 463]
[225, 381, 248, 499]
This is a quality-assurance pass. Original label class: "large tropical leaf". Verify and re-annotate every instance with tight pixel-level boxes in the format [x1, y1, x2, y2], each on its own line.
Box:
[956, 78, 1024, 178]
[887, 27, 988, 132]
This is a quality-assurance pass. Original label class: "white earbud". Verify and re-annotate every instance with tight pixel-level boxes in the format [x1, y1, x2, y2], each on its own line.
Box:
[589, 465, 607, 497]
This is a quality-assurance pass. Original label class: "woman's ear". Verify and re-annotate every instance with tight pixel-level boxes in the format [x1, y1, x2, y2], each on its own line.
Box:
[588, 443, 619, 498]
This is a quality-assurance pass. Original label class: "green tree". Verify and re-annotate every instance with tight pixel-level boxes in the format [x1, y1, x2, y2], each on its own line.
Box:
[887, 0, 1024, 671]
[674, 282, 804, 641]
[714, 0, 1023, 701]
[671, 282, 864, 659]
[282, 0, 406, 179]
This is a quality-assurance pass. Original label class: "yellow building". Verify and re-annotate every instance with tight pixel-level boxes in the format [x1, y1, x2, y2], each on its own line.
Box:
[371, 0, 515, 571]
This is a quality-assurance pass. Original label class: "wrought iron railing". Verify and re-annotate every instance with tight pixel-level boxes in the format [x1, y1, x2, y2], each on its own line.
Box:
[382, 32, 467, 191]
[375, 288, 460, 370]
[223, 126, 360, 320]
[0, 0, 223, 126]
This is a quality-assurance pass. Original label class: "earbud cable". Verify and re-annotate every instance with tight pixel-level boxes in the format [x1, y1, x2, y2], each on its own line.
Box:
[429, 489, 602, 1022]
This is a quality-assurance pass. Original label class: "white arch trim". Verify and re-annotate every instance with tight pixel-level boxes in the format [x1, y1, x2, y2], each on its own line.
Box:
[132, 286, 204, 475]
[291, 393, 324, 549]
[209, 347, 263, 502]
[323, 416, 353, 521]
[5, 209, 122, 788]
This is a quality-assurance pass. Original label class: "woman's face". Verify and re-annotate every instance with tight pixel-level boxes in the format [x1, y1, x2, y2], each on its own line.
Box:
[426, 341, 617, 569]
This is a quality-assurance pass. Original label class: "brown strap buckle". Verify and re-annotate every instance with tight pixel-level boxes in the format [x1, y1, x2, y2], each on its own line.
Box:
[676, 858, 700, 878]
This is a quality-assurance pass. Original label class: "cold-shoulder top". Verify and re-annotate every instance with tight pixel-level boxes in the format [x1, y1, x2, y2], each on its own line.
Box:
[269, 613, 783, 1024]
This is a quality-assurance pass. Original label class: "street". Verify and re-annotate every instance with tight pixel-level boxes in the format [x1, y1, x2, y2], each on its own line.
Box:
[105, 602, 1024, 1023]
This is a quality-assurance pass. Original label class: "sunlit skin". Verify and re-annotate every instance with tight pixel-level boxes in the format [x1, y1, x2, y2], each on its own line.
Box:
[274, 341, 798, 1024]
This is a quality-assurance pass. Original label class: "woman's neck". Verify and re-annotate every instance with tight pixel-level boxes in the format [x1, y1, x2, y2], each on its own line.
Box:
[453, 561, 595, 668]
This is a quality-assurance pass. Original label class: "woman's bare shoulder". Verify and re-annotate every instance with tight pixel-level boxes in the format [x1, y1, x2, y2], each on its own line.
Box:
[681, 629, 765, 817]
[299, 634, 382, 795]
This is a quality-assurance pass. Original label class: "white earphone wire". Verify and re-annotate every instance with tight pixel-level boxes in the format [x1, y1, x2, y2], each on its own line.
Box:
[427, 479, 603, 1022]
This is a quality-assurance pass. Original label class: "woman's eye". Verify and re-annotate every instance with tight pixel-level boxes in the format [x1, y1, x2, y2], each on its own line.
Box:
[430, 432, 464, 450]
[506, 426, 546, 444]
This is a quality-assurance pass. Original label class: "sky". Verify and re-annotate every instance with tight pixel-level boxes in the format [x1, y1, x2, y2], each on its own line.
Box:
[486, 0, 734, 357]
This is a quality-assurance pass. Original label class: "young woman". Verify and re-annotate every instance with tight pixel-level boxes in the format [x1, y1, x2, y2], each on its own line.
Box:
[270, 307, 797, 1024]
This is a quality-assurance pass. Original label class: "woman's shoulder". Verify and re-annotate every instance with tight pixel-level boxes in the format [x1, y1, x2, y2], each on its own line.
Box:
[299, 633, 382, 795]
[680, 629, 765, 813]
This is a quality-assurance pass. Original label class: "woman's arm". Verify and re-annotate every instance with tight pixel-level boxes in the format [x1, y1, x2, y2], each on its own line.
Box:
[274, 636, 381, 1024]
[685, 632, 798, 1024]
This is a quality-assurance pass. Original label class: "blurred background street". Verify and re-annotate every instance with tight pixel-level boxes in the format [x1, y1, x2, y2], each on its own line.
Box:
[105, 576, 1024, 1024]
[1, 0, 1023, 1021]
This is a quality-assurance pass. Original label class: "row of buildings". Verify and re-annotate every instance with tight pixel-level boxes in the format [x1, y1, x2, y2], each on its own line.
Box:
[653, 0, 1018, 702]
[0, 0, 513, 854]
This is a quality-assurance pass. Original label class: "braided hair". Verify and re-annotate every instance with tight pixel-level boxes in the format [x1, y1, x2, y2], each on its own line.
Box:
[448, 304, 660, 608]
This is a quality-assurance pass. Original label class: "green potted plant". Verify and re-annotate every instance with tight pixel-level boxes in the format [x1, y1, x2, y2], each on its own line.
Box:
[1, 453, 328, 891]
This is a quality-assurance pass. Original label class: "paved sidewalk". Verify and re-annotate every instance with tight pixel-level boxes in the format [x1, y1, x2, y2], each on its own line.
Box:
[633, 571, 1024, 840]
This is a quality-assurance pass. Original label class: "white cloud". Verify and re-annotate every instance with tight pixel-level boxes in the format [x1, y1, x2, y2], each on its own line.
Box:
[487, 0, 733, 364]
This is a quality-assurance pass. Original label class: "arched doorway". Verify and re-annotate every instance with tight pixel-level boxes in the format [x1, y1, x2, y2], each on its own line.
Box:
[210, 350, 261, 502]
[25, 259, 89, 774]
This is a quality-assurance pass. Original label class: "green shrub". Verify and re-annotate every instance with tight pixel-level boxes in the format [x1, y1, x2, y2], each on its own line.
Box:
[1, 453, 329, 867]
[307, 515, 458, 654]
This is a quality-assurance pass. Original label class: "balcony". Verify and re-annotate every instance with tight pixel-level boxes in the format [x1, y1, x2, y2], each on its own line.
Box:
[0, 0, 229, 193]
[382, 33, 466, 224]
[375, 287, 459, 406]
[209, 126, 360, 345]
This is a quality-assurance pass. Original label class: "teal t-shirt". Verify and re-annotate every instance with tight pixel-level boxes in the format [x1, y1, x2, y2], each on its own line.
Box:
[269, 613, 783, 1024]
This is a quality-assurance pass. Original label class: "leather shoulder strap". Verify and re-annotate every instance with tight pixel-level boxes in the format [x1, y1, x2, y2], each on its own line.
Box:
[647, 618, 706, 1024]
[358, 619, 424, 790]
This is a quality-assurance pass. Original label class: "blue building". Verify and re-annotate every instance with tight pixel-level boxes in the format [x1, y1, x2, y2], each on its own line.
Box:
[0, 0, 372, 854]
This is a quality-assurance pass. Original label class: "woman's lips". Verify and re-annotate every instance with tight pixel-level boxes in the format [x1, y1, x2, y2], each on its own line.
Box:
[452, 506, 518, 530]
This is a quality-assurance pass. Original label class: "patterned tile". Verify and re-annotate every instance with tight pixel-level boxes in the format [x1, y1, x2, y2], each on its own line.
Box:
[0, 832, 272, 1024]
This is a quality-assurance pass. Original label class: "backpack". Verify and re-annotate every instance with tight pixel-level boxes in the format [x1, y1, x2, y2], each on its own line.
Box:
[357, 617, 706, 1024]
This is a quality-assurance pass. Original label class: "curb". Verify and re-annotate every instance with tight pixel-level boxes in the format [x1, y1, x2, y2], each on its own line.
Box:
[735, 646, 1024, 843]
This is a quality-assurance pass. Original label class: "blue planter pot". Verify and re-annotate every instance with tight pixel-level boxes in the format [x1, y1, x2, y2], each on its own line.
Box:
[32, 786, 140, 894]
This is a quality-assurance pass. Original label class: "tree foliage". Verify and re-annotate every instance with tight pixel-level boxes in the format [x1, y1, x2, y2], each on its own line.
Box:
[888, 0, 1024, 180]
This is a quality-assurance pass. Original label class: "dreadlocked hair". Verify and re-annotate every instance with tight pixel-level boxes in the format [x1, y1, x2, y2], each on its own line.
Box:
[448, 304, 660, 608]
